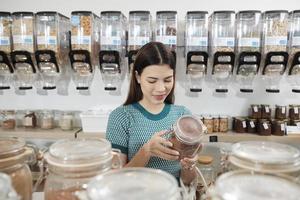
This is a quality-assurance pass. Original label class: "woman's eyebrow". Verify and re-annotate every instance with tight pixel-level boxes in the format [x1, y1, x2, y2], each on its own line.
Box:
[147, 75, 173, 79]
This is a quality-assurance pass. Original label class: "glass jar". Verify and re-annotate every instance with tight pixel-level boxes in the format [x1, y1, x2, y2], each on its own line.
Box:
[203, 116, 213, 134]
[84, 168, 181, 200]
[0, 172, 20, 200]
[246, 118, 257, 133]
[261, 104, 271, 119]
[1, 110, 16, 129]
[206, 170, 300, 200]
[0, 137, 34, 200]
[249, 104, 261, 119]
[219, 116, 228, 132]
[196, 155, 215, 198]
[59, 111, 73, 131]
[275, 105, 287, 119]
[168, 115, 205, 159]
[40, 110, 54, 130]
[289, 104, 300, 120]
[212, 115, 219, 132]
[271, 119, 287, 136]
[22, 110, 37, 128]
[228, 141, 300, 176]
[257, 119, 271, 135]
[44, 138, 121, 200]
[233, 117, 247, 133]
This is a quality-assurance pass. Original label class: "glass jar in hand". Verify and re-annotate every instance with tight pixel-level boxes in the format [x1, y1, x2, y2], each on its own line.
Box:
[168, 115, 206, 160]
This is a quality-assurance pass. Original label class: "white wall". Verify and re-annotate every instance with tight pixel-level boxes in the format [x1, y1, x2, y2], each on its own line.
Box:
[1, 0, 300, 117]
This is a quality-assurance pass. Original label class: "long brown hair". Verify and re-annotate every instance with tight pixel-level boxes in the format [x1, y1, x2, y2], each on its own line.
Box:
[124, 42, 176, 105]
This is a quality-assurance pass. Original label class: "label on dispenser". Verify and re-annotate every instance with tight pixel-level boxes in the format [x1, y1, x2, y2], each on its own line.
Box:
[266, 106, 270, 113]
[295, 107, 299, 114]
[187, 37, 208, 47]
[292, 36, 300, 46]
[213, 37, 235, 47]
[37, 36, 57, 45]
[239, 38, 260, 47]
[101, 36, 121, 46]
[156, 36, 177, 46]
[13, 35, 33, 44]
[242, 121, 246, 128]
[282, 107, 285, 114]
[128, 36, 150, 46]
[71, 36, 91, 45]
[0, 36, 10, 46]
[265, 36, 287, 46]
[281, 124, 285, 131]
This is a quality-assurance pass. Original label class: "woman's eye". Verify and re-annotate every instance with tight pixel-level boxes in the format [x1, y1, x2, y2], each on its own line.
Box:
[148, 81, 156, 84]
[164, 79, 172, 83]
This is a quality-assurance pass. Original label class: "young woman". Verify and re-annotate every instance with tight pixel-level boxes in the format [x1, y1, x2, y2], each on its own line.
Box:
[106, 42, 197, 185]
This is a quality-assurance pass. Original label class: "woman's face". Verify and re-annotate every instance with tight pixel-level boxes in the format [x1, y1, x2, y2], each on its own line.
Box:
[136, 64, 174, 106]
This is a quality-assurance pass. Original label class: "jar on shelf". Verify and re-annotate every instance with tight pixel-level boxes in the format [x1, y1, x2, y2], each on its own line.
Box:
[40, 110, 54, 130]
[212, 115, 219, 132]
[59, 111, 73, 131]
[0, 137, 35, 200]
[249, 104, 261, 119]
[196, 155, 215, 198]
[219, 115, 228, 132]
[261, 104, 271, 119]
[203, 116, 213, 134]
[257, 119, 271, 135]
[275, 105, 287, 120]
[1, 110, 16, 129]
[167, 115, 205, 159]
[44, 138, 122, 200]
[289, 104, 300, 120]
[233, 117, 247, 133]
[271, 119, 287, 136]
[22, 110, 37, 128]
[246, 118, 257, 133]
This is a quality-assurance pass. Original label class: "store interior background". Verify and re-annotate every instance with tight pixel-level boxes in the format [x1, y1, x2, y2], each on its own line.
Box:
[1, 0, 300, 117]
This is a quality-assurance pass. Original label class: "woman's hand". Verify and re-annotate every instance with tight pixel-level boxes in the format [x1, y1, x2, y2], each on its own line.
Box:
[180, 155, 198, 171]
[143, 130, 180, 160]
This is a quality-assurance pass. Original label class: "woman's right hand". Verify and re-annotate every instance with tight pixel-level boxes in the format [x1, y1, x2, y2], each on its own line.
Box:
[143, 130, 180, 161]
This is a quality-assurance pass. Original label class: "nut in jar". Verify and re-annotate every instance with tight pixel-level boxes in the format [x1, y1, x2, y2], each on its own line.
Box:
[219, 115, 229, 133]
[203, 116, 213, 134]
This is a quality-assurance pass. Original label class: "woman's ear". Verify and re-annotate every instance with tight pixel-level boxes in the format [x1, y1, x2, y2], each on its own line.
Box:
[135, 71, 141, 84]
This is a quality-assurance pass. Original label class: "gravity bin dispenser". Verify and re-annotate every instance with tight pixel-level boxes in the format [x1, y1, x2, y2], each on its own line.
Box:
[128, 11, 152, 73]
[11, 12, 37, 90]
[69, 11, 100, 90]
[210, 11, 236, 93]
[156, 11, 177, 57]
[185, 11, 209, 92]
[0, 12, 14, 90]
[35, 12, 70, 90]
[99, 11, 127, 91]
[261, 10, 289, 93]
[288, 10, 300, 93]
[235, 11, 262, 93]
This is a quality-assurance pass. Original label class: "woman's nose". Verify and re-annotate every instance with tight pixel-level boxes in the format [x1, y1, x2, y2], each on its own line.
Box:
[155, 81, 166, 91]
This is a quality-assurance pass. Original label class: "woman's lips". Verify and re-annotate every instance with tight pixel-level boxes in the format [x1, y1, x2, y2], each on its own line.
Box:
[153, 95, 166, 101]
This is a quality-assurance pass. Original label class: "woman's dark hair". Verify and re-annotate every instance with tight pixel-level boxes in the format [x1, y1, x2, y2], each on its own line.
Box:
[124, 42, 176, 105]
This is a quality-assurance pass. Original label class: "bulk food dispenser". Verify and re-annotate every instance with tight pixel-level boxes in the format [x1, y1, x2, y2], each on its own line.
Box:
[210, 11, 235, 93]
[185, 11, 209, 92]
[99, 11, 127, 91]
[288, 10, 300, 93]
[128, 11, 152, 73]
[69, 11, 100, 90]
[11, 12, 37, 90]
[155, 11, 177, 57]
[261, 10, 289, 93]
[235, 11, 262, 93]
[0, 12, 13, 90]
[35, 12, 70, 90]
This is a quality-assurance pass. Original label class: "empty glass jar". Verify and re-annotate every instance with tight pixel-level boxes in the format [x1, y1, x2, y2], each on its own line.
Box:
[59, 111, 73, 131]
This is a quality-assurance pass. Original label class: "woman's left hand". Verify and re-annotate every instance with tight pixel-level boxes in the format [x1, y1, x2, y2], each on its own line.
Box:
[180, 155, 198, 171]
